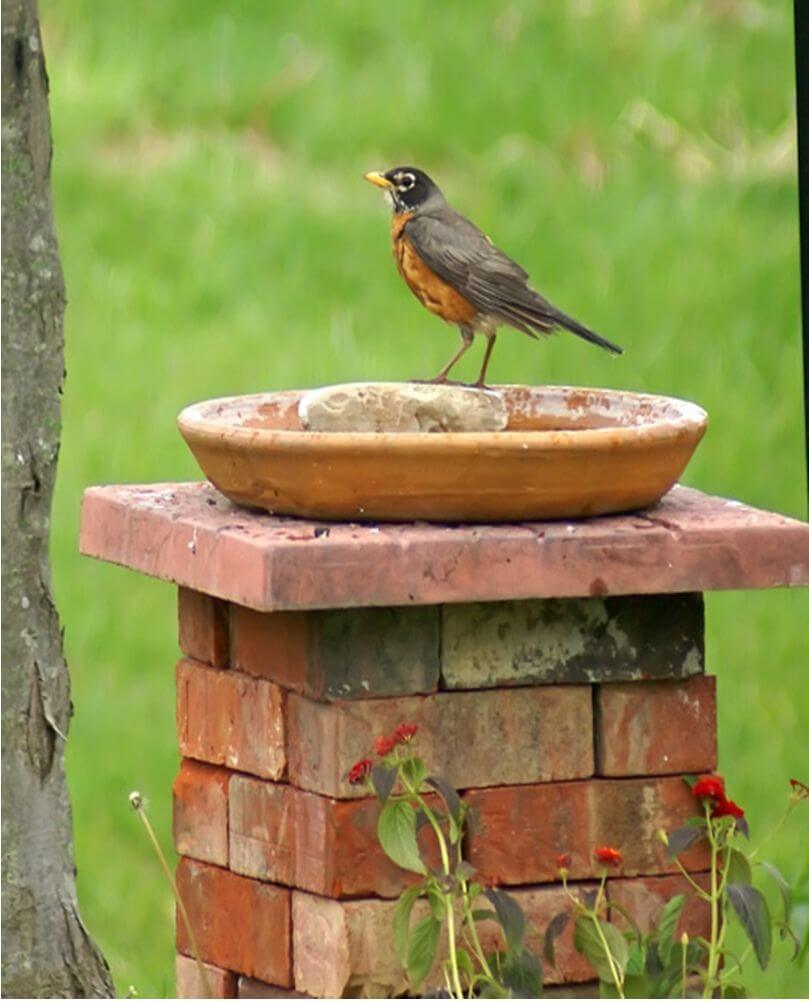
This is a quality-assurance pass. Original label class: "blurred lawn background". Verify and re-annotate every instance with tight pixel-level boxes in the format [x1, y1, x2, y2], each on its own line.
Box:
[40, 0, 807, 996]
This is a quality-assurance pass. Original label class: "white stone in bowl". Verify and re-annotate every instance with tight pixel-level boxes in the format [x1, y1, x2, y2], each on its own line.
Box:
[298, 382, 508, 433]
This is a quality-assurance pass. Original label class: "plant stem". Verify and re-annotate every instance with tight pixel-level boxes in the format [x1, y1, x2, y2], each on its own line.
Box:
[400, 774, 465, 1000]
[672, 854, 713, 901]
[590, 872, 625, 999]
[703, 807, 721, 999]
[591, 912, 625, 999]
[129, 793, 213, 998]
[681, 936, 688, 998]
[749, 802, 793, 861]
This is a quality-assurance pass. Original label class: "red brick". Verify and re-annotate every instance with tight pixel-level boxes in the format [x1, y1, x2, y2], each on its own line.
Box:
[179, 588, 229, 667]
[175, 953, 236, 998]
[176, 659, 285, 779]
[173, 759, 230, 867]
[80, 483, 809, 611]
[238, 976, 310, 998]
[176, 858, 291, 986]
[288, 685, 593, 798]
[591, 777, 710, 876]
[608, 872, 711, 941]
[230, 604, 439, 699]
[229, 775, 438, 898]
[477, 884, 600, 985]
[467, 777, 710, 886]
[466, 781, 593, 885]
[596, 676, 717, 776]
[292, 891, 443, 998]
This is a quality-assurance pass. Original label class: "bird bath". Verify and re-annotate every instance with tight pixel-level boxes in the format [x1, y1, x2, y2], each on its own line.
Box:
[177, 384, 707, 523]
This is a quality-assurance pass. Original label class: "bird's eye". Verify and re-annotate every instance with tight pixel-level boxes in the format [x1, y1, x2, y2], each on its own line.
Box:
[397, 173, 416, 191]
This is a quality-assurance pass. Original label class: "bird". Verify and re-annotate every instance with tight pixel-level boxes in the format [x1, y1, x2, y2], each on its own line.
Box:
[364, 166, 622, 387]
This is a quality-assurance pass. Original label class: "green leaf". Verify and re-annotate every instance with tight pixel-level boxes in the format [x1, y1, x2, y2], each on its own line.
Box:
[406, 914, 441, 990]
[667, 823, 707, 859]
[378, 800, 427, 875]
[427, 884, 446, 922]
[723, 985, 748, 998]
[501, 949, 543, 998]
[761, 860, 792, 921]
[727, 883, 772, 970]
[625, 943, 645, 977]
[573, 915, 630, 985]
[456, 859, 476, 882]
[426, 775, 462, 822]
[484, 887, 527, 952]
[401, 756, 426, 791]
[657, 893, 686, 965]
[471, 908, 499, 923]
[544, 911, 569, 968]
[371, 763, 396, 802]
[623, 972, 653, 997]
[393, 885, 423, 967]
[455, 946, 475, 978]
[726, 848, 752, 887]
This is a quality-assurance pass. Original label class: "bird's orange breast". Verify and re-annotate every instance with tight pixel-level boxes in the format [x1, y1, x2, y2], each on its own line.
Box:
[391, 212, 478, 326]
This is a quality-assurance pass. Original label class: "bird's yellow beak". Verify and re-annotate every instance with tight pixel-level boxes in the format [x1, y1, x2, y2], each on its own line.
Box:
[364, 170, 394, 190]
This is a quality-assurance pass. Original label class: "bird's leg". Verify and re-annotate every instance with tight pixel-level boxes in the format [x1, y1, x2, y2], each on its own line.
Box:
[428, 328, 474, 384]
[474, 333, 497, 388]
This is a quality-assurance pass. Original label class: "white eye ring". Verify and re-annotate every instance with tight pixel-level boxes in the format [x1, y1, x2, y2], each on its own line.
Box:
[397, 173, 416, 191]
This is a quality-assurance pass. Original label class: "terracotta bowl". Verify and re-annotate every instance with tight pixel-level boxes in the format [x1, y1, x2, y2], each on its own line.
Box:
[177, 385, 707, 523]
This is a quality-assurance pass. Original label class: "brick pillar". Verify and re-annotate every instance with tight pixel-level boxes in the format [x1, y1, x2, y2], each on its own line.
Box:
[78, 482, 809, 999]
[172, 590, 716, 998]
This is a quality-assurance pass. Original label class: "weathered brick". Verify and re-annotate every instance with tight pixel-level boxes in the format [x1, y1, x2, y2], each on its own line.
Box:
[466, 781, 593, 885]
[176, 659, 285, 779]
[238, 976, 310, 998]
[608, 873, 711, 941]
[287, 685, 593, 798]
[179, 588, 229, 667]
[176, 953, 237, 998]
[176, 858, 291, 986]
[477, 883, 600, 985]
[292, 892, 443, 998]
[467, 777, 709, 886]
[229, 775, 437, 898]
[231, 604, 439, 699]
[173, 759, 230, 867]
[596, 676, 717, 776]
[590, 778, 710, 876]
[442, 594, 704, 689]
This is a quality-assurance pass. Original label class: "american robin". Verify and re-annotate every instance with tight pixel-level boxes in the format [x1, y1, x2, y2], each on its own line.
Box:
[364, 166, 622, 387]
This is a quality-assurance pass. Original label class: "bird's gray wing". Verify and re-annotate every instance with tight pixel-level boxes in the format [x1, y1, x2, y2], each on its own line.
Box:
[405, 210, 623, 355]
[404, 211, 553, 338]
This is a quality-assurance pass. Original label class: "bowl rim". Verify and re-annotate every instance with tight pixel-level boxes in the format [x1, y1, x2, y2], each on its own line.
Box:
[177, 384, 708, 453]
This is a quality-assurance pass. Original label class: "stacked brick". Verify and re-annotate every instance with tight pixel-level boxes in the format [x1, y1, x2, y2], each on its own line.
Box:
[173, 588, 717, 999]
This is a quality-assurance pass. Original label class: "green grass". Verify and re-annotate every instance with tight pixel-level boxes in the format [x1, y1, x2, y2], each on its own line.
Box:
[40, 0, 807, 996]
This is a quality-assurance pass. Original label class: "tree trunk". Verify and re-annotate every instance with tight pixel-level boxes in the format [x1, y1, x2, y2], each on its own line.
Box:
[1, 0, 114, 996]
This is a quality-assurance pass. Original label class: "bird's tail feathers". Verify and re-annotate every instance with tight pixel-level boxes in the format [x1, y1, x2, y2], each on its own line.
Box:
[545, 306, 623, 355]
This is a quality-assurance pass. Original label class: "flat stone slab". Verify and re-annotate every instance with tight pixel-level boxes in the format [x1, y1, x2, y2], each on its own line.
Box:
[79, 482, 809, 610]
[298, 382, 508, 433]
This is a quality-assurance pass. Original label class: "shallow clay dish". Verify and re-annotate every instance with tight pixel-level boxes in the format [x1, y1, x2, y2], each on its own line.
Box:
[177, 385, 707, 523]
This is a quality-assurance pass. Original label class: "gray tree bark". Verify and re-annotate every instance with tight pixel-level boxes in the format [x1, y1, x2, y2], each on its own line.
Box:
[1, 0, 114, 996]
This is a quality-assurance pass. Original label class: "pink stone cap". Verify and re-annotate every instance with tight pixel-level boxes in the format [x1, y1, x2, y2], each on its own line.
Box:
[79, 482, 809, 611]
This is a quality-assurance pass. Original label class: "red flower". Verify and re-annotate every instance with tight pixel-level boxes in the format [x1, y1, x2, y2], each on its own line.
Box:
[556, 853, 572, 871]
[594, 846, 623, 867]
[395, 723, 418, 743]
[347, 758, 372, 785]
[692, 776, 726, 802]
[712, 798, 745, 821]
[375, 734, 397, 756]
[790, 778, 809, 800]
